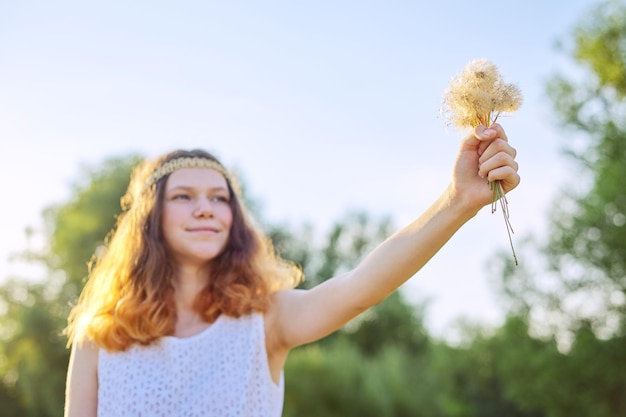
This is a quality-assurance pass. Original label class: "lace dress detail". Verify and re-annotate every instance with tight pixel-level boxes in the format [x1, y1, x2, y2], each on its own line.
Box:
[97, 313, 284, 417]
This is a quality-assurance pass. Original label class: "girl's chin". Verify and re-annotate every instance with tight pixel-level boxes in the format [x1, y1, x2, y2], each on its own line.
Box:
[174, 250, 226, 266]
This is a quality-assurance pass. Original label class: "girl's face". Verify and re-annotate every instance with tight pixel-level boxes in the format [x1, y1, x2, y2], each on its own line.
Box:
[161, 168, 233, 268]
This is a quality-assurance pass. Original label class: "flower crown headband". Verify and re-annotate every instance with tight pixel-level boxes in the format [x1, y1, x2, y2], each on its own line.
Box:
[143, 157, 233, 193]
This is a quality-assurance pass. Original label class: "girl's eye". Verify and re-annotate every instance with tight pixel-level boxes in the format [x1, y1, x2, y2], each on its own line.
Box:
[212, 195, 229, 203]
[172, 193, 191, 200]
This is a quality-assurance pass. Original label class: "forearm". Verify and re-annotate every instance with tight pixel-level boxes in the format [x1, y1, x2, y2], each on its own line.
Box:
[349, 184, 478, 306]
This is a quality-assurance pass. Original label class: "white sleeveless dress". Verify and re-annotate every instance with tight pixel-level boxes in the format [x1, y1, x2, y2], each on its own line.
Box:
[97, 313, 284, 417]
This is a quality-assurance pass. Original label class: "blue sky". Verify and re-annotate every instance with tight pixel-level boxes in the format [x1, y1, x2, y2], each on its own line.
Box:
[0, 0, 599, 338]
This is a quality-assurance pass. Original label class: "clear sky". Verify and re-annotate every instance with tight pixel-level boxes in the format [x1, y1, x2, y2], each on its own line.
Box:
[0, 0, 598, 338]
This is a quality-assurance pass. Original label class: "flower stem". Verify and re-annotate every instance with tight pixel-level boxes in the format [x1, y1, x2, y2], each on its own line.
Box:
[490, 179, 518, 266]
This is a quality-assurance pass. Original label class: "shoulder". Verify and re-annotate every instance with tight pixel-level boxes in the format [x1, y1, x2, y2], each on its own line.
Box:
[262, 270, 369, 350]
[69, 338, 99, 371]
[263, 289, 303, 349]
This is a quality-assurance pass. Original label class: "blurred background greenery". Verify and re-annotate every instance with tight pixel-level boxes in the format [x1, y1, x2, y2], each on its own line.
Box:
[1, 1, 625, 416]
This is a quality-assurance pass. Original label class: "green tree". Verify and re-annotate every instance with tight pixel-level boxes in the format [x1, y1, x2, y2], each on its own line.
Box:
[493, 317, 626, 417]
[47, 156, 141, 301]
[490, 1, 626, 416]
[0, 155, 138, 417]
[496, 0, 626, 337]
[428, 318, 546, 417]
[283, 341, 439, 417]
[545, 0, 626, 328]
[0, 280, 68, 417]
[268, 210, 394, 288]
[340, 290, 430, 357]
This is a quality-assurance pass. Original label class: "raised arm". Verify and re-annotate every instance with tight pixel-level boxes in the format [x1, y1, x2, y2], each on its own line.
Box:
[266, 124, 519, 351]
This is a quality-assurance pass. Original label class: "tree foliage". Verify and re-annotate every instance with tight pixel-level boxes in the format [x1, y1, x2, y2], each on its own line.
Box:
[496, 0, 626, 337]
[0, 280, 68, 417]
[491, 1, 626, 415]
[0, 155, 138, 417]
[284, 342, 439, 417]
[547, 0, 626, 298]
[47, 156, 141, 300]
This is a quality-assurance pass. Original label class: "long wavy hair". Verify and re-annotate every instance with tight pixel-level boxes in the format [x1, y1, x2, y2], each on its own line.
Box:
[65, 149, 303, 351]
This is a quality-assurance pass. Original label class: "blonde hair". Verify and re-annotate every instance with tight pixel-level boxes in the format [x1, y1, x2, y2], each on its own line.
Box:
[65, 149, 302, 351]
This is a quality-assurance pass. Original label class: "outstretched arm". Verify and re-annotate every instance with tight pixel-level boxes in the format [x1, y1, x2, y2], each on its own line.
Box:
[267, 124, 520, 351]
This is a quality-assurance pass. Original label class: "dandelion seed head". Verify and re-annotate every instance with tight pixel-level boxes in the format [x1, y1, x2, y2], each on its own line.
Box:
[496, 83, 523, 113]
[440, 58, 523, 130]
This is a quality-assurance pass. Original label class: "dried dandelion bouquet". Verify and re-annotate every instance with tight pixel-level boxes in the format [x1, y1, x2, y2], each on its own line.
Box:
[441, 58, 522, 265]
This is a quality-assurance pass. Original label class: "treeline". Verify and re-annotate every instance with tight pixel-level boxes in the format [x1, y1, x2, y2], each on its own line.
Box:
[1, 1, 625, 416]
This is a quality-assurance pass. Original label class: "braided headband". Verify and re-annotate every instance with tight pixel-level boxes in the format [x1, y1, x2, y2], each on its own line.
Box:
[143, 157, 231, 192]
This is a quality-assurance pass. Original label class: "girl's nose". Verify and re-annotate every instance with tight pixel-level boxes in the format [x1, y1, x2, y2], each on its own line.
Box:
[193, 197, 214, 218]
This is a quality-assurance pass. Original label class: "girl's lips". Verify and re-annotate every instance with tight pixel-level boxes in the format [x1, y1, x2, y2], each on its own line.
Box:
[188, 227, 220, 233]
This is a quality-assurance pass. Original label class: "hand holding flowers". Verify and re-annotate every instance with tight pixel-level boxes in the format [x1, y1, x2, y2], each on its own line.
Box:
[441, 59, 522, 265]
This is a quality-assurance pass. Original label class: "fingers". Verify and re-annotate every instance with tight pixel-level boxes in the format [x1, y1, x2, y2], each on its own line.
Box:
[473, 123, 519, 190]
[475, 123, 508, 156]
[487, 166, 521, 192]
[478, 138, 517, 168]
[475, 123, 508, 142]
[459, 123, 520, 191]
[479, 141, 519, 175]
